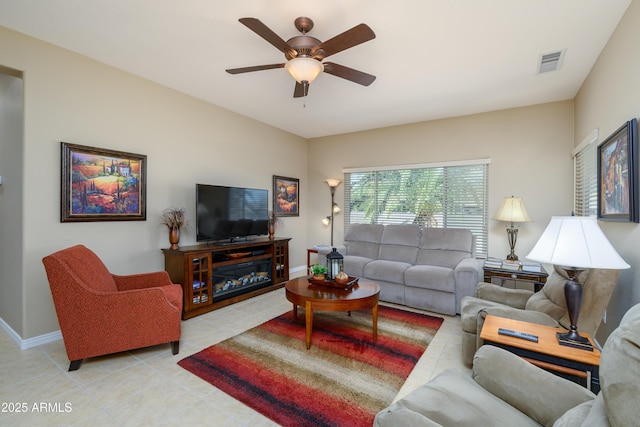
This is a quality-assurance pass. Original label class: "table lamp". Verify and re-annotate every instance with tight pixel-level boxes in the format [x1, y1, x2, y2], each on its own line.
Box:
[493, 196, 532, 260]
[526, 216, 629, 350]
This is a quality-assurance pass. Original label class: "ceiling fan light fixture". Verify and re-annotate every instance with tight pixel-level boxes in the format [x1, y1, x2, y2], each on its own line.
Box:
[285, 57, 323, 84]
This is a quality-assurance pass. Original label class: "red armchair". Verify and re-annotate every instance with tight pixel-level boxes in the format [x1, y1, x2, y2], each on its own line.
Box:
[42, 245, 182, 371]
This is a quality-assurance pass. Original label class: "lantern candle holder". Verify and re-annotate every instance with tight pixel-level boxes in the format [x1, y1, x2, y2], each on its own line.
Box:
[325, 247, 344, 280]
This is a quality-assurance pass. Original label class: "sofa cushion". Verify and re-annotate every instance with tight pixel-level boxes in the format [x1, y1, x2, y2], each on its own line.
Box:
[526, 267, 618, 336]
[416, 228, 473, 268]
[474, 345, 595, 426]
[552, 398, 599, 427]
[378, 224, 420, 264]
[364, 260, 412, 284]
[404, 265, 455, 292]
[525, 267, 569, 325]
[344, 224, 384, 259]
[343, 255, 374, 278]
[374, 369, 539, 427]
[599, 302, 640, 426]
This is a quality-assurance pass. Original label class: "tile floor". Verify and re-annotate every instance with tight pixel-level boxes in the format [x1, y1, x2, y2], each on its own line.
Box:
[0, 287, 469, 426]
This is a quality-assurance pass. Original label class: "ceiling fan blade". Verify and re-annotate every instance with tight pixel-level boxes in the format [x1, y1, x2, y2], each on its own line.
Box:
[293, 82, 309, 98]
[226, 63, 285, 74]
[312, 23, 375, 59]
[239, 18, 297, 58]
[323, 62, 376, 86]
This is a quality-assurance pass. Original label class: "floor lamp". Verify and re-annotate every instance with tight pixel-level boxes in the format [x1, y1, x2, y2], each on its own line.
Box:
[323, 179, 341, 246]
[526, 216, 629, 350]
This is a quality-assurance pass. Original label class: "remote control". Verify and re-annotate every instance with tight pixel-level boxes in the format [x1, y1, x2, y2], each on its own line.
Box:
[498, 328, 539, 343]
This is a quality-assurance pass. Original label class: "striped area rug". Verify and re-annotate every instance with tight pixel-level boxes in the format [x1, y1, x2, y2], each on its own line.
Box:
[178, 305, 443, 426]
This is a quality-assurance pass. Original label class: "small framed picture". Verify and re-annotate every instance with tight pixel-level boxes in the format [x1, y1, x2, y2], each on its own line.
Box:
[597, 118, 639, 222]
[61, 142, 147, 222]
[273, 175, 299, 217]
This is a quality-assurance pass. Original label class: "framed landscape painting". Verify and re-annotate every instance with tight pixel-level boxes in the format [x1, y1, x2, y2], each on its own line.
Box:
[597, 118, 639, 222]
[61, 142, 147, 222]
[273, 175, 299, 217]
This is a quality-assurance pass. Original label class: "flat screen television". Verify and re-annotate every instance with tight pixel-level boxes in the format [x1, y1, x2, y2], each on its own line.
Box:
[196, 184, 269, 243]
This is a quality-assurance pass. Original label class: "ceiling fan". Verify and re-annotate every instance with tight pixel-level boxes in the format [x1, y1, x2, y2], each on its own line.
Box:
[226, 17, 376, 98]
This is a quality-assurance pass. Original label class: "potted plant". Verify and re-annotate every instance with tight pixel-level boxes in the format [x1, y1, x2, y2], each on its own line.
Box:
[309, 263, 328, 280]
[160, 207, 189, 249]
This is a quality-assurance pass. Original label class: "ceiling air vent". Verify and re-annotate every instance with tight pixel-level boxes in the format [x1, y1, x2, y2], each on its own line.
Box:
[537, 49, 566, 74]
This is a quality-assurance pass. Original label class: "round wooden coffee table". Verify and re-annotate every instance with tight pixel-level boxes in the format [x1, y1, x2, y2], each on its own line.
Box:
[285, 276, 380, 349]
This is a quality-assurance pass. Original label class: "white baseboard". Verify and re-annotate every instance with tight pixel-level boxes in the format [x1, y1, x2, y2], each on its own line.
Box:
[290, 264, 308, 277]
[0, 316, 62, 350]
[2, 267, 309, 350]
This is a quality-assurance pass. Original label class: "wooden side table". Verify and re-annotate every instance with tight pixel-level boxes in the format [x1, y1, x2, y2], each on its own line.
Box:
[480, 315, 601, 393]
[483, 262, 548, 292]
[307, 248, 318, 268]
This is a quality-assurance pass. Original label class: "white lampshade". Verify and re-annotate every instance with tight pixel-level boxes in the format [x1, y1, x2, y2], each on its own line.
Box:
[526, 216, 630, 269]
[325, 178, 341, 188]
[285, 57, 323, 84]
[321, 216, 331, 226]
[493, 196, 532, 223]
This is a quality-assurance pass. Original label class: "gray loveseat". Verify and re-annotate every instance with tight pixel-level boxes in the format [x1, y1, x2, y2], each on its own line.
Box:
[318, 224, 480, 315]
[374, 302, 640, 426]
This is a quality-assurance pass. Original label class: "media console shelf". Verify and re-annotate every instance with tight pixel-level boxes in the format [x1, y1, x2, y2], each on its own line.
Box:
[162, 237, 290, 319]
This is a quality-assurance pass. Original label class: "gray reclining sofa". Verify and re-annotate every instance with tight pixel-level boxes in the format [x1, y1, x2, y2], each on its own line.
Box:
[318, 224, 480, 315]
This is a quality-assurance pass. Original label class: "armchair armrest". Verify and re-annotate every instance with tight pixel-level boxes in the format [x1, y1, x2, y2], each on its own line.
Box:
[476, 282, 533, 309]
[61, 285, 181, 361]
[481, 305, 562, 328]
[113, 271, 174, 291]
[472, 345, 595, 426]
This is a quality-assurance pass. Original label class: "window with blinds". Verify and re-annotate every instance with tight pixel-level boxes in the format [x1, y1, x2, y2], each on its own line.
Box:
[573, 130, 598, 217]
[343, 160, 489, 257]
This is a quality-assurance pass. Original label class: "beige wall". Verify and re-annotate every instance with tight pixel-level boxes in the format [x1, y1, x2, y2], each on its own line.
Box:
[0, 27, 308, 340]
[574, 0, 640, 342]
[0, 70, 24, 334]
[308, 101, 576, 262]
[3, 1, 638, 343]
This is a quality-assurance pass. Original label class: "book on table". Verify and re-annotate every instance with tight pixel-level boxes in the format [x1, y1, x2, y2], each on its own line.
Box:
[484, 257, 503, 268]
[501, 260, 522, 271]
[521, 262, 542, 273]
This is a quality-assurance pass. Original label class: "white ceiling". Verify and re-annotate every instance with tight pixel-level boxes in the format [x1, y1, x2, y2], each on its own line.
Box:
[0, 0, 631, 139]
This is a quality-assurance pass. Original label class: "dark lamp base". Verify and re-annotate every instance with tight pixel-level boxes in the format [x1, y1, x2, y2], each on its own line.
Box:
[557, 331, 594, 352]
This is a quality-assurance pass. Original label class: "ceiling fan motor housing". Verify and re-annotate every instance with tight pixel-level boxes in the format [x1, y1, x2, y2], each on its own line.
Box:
[286, 35, 323, 60]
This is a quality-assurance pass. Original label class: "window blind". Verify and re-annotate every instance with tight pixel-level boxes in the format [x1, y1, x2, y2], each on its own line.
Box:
[344, 160, 489, 257]
[573, 130, 598, 217]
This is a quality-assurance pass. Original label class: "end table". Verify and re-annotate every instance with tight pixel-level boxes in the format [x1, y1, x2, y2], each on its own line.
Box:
[483, 261, 548, 292]
[480, 315, 601, 393]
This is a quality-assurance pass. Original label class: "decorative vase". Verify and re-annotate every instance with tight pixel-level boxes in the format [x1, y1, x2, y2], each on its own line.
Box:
[268, 221, 275, 240]
[335, 270, 349, 285]
[169, 227, 180, 250]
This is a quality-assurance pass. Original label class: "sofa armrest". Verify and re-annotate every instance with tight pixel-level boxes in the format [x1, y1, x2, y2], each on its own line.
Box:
[113, 271, 174, 291]
[476, 282, 533, 309]
[473, 345, 595, 426]
[454, 257, 482, 313]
